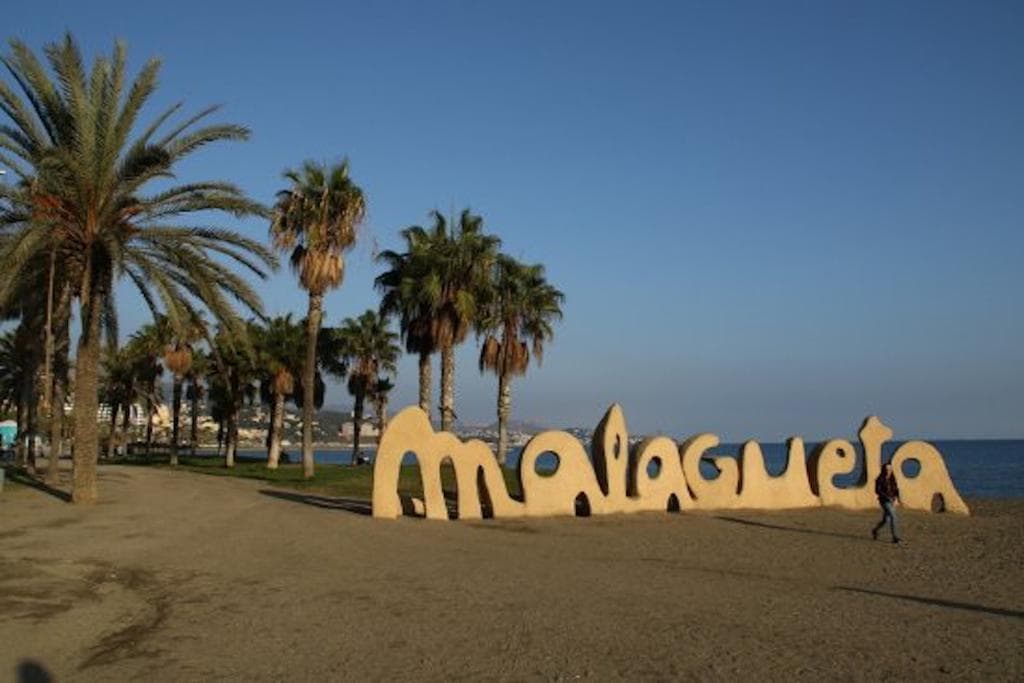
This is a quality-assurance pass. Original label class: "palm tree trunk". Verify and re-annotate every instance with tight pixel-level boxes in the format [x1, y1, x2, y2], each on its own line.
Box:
[372, 394, 386, 436]
[170, 376, 182, 466]
[26, 384, 37, 473]
[107, 402, 119, 459]
[121, 392, 131, 457]
[496, 372, 512, 466]
[40, 247, 56, 452]
[71, 284, 103, 504]
[301, 292, 323, 479]
[440, 343, 455, 432]
[144, 394, 154, 456]
[225, 411, 237, 468]
[418, 352, 431, 417]
[352, 391, 364, 465]
[14, 393, 25, 468]
[189, 383, 199, 456]
[45, 284, 71, 485]
[46, 374, 64, 484]
[267, 391, 285, 469]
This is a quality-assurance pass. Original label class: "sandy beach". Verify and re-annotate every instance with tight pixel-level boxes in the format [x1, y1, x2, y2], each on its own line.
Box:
[1, 465, 1021, 681]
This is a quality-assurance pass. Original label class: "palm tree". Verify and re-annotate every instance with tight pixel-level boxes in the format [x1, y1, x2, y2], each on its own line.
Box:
[185, 349, 209, 456]
[477, 255, 564, 464]
[164, 312, 206, 466]
[0, 35, 277, 502]
[376, 227, 438, 417]
[371, 376, 394, 435]
[377, 210, 499, 431]
[43, 302, 71, 483]
[129, 320, 169, 455]
[207, 328, 258, 468]
[0, 178, 73, 475]
[335, 310, 399, 463]
[431, 210, 500, 431]
[100, 345, 138, 458]
[0, 320, 40, 468]
[253, 315, 305, 469]
[270, 160, 365, 479]
[0, 329, 32, 455]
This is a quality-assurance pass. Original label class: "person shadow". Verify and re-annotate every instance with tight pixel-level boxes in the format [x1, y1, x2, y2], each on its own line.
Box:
[714, 515, 872, 542]
[17, 660, 53, 683]
[832, 586, 1024, 619]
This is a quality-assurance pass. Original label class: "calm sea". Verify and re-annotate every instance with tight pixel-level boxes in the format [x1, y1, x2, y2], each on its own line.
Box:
[273, 439, 1024, 499]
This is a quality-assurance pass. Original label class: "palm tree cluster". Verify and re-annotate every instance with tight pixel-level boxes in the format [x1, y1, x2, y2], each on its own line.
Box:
[0, 35, 276, 502]
[0, 33, 564, 505]
[376, 210, 564, 463]
[329, 310, 400, 461]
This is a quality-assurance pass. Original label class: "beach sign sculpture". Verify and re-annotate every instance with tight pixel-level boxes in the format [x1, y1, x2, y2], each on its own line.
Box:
[372, 405, 969, 520]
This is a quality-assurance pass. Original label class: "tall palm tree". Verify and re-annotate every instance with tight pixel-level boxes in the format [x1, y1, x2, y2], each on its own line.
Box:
[335, 310, 399, 463]
[0, 35, 277, 502]
[432, 210, 500, 431]
[44, 300, 71, 483]
[377, 209, 499, 431]
[270, 160, 365, 479]
[376, 227, 438, 417]
[253, 315, 305, 469]
[0, 178, 73, 474]
[477, 255, 564, 464]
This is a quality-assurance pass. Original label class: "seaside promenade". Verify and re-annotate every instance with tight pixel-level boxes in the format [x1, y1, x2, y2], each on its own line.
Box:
[1, 465, 1022, 681]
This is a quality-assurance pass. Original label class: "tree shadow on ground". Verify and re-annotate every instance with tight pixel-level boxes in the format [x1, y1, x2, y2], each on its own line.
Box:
[714, 515, 870, 542]
[833, 586, 1024, 620]
[2, 467, 71, 503]
[258, 489, 372, 516]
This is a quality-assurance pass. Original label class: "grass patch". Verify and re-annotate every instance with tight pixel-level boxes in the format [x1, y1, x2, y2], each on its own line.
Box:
[114, 454, 522, 501]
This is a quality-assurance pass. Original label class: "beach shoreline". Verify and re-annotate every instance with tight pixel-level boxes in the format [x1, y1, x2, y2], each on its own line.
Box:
[1, 464, 1021, 680]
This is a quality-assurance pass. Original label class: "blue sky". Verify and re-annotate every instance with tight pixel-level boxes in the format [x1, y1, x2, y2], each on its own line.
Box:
[4, 1, 1022, 439]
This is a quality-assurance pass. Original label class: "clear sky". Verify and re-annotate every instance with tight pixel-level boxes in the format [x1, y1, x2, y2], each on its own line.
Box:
[4, 1, 1022, 440]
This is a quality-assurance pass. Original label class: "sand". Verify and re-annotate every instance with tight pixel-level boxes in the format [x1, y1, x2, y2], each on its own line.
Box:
[1, 464, 1022, 681]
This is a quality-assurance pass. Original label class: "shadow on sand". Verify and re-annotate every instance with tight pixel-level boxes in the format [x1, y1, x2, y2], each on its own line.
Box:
[834, 586, 1024, 620]
[17, 659, 53, 683]
[2, 467, 71, 503]
[714, 515, 870, 542]
[258, 489, 372, 516]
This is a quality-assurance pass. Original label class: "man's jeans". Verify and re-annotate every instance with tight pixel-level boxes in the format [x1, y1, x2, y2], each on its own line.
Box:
[874, 499, 899, 540]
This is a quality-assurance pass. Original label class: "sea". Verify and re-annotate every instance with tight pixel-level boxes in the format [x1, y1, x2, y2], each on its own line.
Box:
[261, 439, 1024, 499]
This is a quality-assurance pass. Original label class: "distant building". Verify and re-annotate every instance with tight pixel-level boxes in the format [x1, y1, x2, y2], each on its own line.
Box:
[95, 402, 149, 426]
[338, 420, 380, 440]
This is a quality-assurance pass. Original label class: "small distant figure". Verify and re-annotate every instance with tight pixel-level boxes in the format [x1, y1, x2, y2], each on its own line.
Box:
[871, 462, 902, 544]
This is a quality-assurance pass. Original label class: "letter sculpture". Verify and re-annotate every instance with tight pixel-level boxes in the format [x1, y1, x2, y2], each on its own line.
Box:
[372, 405, 969, 520]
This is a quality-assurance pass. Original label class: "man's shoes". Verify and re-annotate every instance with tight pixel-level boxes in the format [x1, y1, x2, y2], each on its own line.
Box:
[871, 528, 878, 541]
[892, 538, 902, 544]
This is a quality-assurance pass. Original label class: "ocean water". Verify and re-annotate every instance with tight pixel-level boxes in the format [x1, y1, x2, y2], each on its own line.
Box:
[285, 439, 1024, 499]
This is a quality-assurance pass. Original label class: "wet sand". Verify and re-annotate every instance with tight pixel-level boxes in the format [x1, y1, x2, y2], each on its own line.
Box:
[1, 465, 1022, 681]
